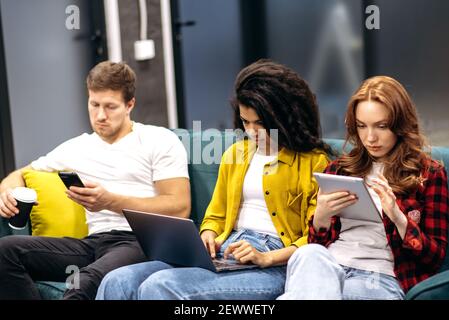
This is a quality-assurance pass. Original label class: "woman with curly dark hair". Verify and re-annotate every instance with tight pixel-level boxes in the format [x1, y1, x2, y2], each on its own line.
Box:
[231, 59, 330, 155]
[96, 59, 330, 300]
[279, 76, 449, 300]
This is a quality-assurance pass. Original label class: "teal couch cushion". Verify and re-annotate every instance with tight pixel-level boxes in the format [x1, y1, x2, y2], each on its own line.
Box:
[405, 270, 449, 300]
[323, 138, 351, 157]
[174, 129, 237, 227]
[0, 219, 30, 237]
[35, 281, 66, 300]
[0, 218, 10, 238]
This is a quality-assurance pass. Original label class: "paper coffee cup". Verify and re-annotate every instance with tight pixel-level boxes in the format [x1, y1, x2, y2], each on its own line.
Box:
[8, 187, 37, 230]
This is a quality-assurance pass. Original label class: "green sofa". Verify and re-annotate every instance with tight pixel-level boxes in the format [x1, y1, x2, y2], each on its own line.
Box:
[0, 131, 448, 299]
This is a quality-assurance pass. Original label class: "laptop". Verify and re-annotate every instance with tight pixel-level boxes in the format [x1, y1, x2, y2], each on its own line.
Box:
[122, 209, 259, 272]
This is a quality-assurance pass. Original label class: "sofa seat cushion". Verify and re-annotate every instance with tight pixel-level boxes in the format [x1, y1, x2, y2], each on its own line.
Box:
[405, 270, 449, 299]
[35, 281, 66, 300]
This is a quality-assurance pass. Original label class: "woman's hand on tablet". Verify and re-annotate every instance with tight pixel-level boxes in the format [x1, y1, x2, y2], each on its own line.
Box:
[371, 174, 406, 218]
[370, 174, 407, 238]
[313, 188, 358, 231]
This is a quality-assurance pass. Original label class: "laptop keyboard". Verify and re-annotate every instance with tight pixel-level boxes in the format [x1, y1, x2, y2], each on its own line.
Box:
[212, 258, 258, 271]
[213, 258, 237, 266]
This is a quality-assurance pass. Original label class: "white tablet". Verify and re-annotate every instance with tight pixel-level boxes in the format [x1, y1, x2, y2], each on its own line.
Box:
[313, 172, 382, 223]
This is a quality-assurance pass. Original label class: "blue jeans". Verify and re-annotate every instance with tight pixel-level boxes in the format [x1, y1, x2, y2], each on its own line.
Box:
[96, 229, 286, 300]
[277, 244, 405, 300]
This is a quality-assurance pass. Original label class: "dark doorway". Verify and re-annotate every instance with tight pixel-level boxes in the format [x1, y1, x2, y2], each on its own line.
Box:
[0, 3, 15, 179]
[171, 0, 244, 131]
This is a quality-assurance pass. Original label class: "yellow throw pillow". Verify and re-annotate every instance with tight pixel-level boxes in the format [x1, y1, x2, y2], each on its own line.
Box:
[22, 169, 88, 238]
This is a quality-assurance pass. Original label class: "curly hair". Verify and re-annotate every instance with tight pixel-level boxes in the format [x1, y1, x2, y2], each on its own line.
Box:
[231, 59, 330, 154]
[338, 76, 431, 194]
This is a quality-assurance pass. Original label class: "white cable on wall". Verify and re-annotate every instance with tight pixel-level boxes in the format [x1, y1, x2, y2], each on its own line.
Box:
[134, 0, 155, 61]
[104, 0, 122, 62]
[161, 0, 178, 128]
[138, 0, 148, 40]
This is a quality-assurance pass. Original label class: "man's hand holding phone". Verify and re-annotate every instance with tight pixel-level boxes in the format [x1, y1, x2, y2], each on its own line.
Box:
[65, 180, 112, 212]
[58, 172, 85, 189]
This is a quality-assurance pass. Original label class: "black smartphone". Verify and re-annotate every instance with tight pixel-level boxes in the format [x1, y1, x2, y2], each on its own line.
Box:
[58, 172, 85, 189]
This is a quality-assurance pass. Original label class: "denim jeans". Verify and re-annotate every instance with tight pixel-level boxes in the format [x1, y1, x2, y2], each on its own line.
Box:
[277, 244, 405, 300]
[96, 229, 286, 300]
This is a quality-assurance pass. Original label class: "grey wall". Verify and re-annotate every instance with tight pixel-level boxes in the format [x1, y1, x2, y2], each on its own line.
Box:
[1, 0, 93, 168]
[118, 0, 168, 127]
[1, 0, 171, 170]
[374, 0, 449, 146]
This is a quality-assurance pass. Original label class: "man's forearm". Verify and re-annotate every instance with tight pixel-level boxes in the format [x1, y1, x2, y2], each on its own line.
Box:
[108, 193, 191, 218]
[0, 169, 26, 193]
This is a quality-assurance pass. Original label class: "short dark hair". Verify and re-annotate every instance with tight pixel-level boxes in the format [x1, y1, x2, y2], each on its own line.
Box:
[231, 59, 330, 154]
[86, 61, 136, 103]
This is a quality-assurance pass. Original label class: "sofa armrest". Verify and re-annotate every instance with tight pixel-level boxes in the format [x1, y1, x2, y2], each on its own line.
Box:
[406, 270, 449, 299]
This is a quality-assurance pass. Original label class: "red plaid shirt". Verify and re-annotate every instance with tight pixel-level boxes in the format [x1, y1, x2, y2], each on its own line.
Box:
[309, 159, 449, 293]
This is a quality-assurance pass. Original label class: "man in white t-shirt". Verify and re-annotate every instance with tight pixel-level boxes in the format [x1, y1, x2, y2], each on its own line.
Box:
[0, 61, 191, 300]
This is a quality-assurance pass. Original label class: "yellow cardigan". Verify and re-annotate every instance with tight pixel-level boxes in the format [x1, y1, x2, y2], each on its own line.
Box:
[199, 139, 329, 248]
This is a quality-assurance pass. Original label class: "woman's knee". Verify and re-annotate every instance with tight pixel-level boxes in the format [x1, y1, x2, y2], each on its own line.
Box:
[96, 264, 149, 300]
[99, 267, 127, 290]
[289, 244, 329, 266]
[105, 265, 136, 282]
[138, 269, 184, 300]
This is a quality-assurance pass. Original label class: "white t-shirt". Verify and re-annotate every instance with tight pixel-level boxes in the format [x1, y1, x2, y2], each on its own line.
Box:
[328, 162, 395, 276]
[31, 122, 189, 235]
[235, 150, 278, 237]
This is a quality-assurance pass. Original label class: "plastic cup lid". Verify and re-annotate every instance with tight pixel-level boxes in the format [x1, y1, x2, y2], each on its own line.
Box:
[11, 187, 37, 203]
